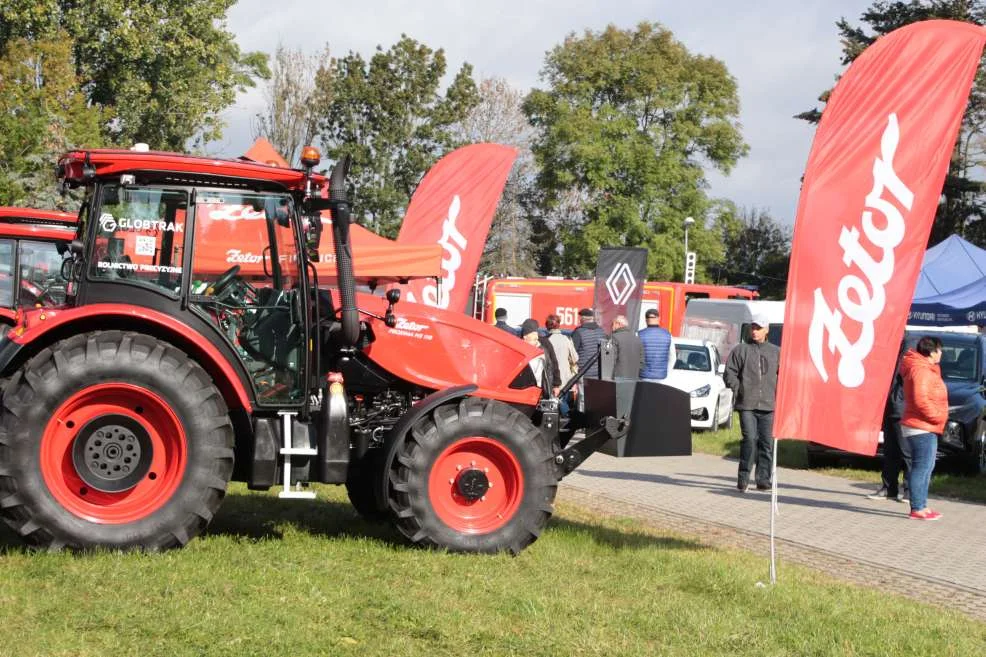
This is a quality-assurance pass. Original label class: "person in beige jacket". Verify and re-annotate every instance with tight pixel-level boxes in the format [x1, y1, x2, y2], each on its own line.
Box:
[546, 314, 579, 416]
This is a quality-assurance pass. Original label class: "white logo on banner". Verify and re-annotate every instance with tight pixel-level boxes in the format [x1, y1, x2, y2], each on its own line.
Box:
[417, 195, 465, 309]
[225, 249, 263, 264]
[808, 113, 914, 388]
[605, 262, 638, 305]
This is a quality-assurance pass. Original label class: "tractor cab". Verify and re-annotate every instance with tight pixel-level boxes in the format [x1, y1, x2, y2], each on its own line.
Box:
[55, 147, 327, 409]
[0, 208, 78, 325]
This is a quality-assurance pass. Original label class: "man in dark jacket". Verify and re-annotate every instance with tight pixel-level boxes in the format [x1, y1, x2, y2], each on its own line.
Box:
[516, 318, 561, 397]
[609, 314, 644, 379]
[570, 308, 607, 412]
[639, 308, 676, 381]
[868, 340, 908, 501]
[494, 308, 519, 336]
[571, 308, 607, 375]
[724, 313, 780, 492]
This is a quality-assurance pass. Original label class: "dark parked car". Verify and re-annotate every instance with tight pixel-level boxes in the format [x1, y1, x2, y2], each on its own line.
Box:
[807, 330, 986, 474]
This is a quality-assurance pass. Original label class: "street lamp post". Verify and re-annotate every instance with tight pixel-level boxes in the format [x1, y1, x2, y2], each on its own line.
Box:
[683, 216, 695, 283]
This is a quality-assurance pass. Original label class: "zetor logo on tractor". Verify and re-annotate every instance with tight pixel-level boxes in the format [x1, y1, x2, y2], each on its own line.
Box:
[0, 146, 679, 554]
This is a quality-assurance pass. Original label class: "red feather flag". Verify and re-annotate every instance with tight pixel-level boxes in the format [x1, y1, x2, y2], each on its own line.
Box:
[775, 20, 986, 455]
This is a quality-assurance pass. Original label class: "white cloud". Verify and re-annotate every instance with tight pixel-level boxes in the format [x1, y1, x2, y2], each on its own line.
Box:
[219, 0, 874, 225]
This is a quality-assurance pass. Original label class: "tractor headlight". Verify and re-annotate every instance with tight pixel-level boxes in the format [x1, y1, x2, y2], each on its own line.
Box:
[690, 384, 711, 398]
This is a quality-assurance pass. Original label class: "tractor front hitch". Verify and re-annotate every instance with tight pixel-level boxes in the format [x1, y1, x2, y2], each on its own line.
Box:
[553, 416, 628, 479]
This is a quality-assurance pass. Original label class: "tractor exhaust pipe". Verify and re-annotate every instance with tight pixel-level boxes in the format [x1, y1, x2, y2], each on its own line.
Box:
[328, 155, 359, 347]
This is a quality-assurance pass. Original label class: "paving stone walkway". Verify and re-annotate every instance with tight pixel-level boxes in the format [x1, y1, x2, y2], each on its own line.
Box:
[559, 451, 986, 621]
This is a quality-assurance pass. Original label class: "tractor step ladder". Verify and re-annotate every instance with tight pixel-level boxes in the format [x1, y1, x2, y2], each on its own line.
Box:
[277, 410, 317, 499]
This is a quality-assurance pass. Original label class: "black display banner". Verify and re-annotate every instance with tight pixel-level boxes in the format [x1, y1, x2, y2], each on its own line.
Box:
[591, 247, 648, 332]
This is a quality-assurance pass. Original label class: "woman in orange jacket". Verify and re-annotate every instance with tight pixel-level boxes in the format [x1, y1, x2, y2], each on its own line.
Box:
[899, 336, 947, 520]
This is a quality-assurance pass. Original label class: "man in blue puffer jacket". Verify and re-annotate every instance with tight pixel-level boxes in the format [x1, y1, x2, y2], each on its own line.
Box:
[639, 308, 676, 381]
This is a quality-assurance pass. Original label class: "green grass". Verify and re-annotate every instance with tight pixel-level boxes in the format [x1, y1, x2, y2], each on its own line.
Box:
[693, 414, 986, 504]
[1, 484, 984, 656]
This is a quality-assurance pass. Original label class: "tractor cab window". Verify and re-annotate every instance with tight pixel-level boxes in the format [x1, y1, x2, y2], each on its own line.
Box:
[189, 191, 304, 405]
[18, 240, 68, 307]
[89, 185, 187, 296]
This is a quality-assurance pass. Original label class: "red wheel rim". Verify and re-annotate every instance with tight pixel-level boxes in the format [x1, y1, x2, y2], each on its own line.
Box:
[40, 383, 187, 524]
[428, 437, 524, 534]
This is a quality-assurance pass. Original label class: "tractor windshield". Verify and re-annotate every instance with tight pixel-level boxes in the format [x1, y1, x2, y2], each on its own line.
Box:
[90, 185, 187, 296]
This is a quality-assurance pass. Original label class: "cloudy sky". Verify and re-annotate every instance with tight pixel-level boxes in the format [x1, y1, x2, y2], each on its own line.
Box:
[216, 0, 875, 226]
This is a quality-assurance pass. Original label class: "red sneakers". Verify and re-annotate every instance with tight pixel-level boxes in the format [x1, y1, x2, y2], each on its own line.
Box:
[909, 509, 942, 520]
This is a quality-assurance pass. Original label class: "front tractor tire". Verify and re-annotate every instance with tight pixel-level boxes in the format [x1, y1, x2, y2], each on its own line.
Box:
[388, 397, 557, 554]
[0, 331, 234, 551]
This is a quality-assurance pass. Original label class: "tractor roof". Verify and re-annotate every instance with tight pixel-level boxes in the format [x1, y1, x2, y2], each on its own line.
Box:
[57, 148, 327, 191]
[0, 207, 76, 224]
[0, 207, 77, 240]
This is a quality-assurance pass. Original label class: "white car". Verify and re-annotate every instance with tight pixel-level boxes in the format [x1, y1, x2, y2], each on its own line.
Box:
[665, 338, 733, 430]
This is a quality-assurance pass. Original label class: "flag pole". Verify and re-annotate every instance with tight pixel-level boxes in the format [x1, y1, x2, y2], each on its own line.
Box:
[769, 437, 779, 585]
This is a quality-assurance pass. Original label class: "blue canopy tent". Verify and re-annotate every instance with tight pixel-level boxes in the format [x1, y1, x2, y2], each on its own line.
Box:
[908, 235, 986, 325]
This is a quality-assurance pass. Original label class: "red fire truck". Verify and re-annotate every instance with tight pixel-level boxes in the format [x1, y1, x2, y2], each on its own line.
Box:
[476, 277, 757, 335]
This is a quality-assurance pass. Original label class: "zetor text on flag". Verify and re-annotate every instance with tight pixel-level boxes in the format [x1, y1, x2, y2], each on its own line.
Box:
[775, 20, 986, 456]
[397, 144, 517, 314]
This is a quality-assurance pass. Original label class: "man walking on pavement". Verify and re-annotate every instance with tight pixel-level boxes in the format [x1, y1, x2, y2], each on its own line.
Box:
[639, 308, 676, 381]
[609, 314, 644, 380]
[724, 313, 780, 492]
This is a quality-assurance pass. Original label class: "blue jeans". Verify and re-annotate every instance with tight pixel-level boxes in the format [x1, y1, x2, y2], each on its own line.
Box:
[900, 431, 937, 512]
[738, 410, 774, 487]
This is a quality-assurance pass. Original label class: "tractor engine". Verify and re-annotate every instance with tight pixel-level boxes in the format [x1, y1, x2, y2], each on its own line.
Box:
[346, 388, 417, 456]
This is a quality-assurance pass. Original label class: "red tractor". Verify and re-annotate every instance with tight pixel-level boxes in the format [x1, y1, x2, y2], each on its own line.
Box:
[0, 147, 683, 554]
[0, 207, 77, 326]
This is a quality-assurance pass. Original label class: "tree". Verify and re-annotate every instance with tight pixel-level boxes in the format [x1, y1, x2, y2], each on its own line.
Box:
[315, 35, 479, 237]
[523, 22, 748, 280]
[456, 77, 538, 277]
[0, 0, 269, 150]
[711, 204, 791, 299]
[254, 45, 331, 166]
[0, 32, 104, 207]
[798, 1, 986, 245]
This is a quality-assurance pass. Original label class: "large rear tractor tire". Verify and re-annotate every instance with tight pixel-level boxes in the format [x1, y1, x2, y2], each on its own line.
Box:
[388, 397, 556, 554]
[0, 331, 235, 550]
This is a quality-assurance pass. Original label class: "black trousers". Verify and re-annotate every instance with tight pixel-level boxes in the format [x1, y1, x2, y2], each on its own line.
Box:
[738, 409, 774, 486]
[881, 415, 907, 496]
